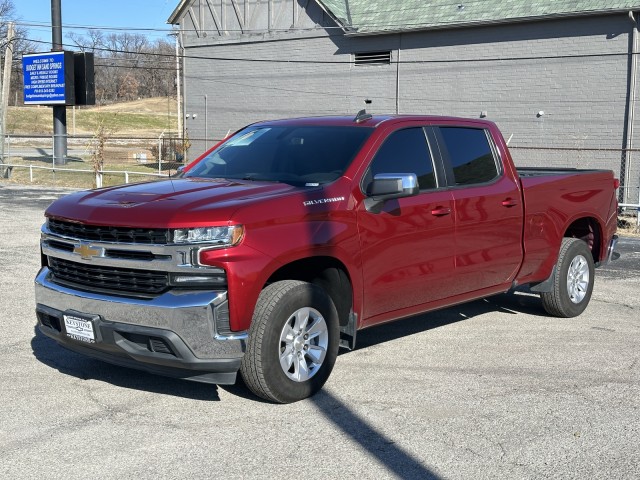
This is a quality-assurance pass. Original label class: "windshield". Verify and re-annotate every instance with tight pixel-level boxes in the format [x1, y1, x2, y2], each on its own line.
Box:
[185, 125, 373, 186]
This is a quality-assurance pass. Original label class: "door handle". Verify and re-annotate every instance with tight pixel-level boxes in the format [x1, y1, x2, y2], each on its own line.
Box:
[501, 198, 518, 208]
[431, 207, 451, 217]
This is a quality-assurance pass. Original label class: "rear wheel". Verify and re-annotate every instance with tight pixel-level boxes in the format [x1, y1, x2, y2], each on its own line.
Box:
[240, 280, 339, 403]
[541, 238, 595, 318]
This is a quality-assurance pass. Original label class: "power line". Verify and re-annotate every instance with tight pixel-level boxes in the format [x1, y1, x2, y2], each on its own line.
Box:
[178, 74, 640, 105]
[14, 21, 175, 34]
[21, 36, 632, 65]
[10, 52, 622, 106]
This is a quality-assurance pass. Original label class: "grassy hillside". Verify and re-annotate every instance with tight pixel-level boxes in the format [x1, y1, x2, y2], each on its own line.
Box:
[6, 97, 178, 136]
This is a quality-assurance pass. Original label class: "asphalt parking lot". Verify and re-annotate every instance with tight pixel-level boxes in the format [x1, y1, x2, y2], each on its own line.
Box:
[1, 182, 639, 480]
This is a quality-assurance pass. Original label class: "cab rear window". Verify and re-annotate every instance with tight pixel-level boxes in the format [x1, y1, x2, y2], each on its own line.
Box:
[438, 127, 499, 185]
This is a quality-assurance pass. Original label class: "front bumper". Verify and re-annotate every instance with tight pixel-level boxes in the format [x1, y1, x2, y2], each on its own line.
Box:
[35, 267, 246, 384]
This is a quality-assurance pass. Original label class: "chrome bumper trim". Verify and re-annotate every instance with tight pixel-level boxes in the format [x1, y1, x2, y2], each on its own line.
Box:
[35, 267, 245, 359]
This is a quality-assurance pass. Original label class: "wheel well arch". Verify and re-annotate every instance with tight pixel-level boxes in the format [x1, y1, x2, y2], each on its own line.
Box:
[564, 216, 603, 263]
[266, 257, 353, 327]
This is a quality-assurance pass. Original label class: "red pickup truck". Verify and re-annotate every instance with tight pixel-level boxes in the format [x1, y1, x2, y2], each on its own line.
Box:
[35, 113, 619, 403]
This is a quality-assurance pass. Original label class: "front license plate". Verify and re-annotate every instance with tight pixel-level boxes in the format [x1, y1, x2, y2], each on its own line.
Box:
[63, 314, 96, 343]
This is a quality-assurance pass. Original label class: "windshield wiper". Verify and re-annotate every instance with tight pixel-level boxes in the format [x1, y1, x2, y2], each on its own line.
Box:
[209, 173, 309, 187]
[220, 173, 280, 182]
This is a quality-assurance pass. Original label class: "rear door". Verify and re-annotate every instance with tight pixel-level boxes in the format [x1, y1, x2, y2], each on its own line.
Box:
[357, 126, 456, 322]
[434, 126, 523, 294]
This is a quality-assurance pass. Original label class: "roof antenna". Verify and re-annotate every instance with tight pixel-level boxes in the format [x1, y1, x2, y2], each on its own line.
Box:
[354, 101, 373, 123]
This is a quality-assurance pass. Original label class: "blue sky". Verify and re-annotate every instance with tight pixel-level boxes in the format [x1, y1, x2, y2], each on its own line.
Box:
[13, 0, 178, 47]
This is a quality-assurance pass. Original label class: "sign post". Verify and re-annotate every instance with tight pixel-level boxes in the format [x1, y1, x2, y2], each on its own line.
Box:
[51, 0, 67, 166]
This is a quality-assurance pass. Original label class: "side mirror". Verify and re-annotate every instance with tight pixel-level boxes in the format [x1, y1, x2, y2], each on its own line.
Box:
[173, 165, 186, 177]
[364, 173, 419, 212]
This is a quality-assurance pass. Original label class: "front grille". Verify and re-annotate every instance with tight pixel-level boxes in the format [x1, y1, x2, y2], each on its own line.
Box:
[48, 240, 74, 252]
[48, 257, 169, 295]
[48, 218, 169, 244]
[105, 250, 165, 261]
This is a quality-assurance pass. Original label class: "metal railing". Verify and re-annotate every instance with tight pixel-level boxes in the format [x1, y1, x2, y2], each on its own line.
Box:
[0, 133, 190, 188]
[2, 136, 640, 223]
[1, 163, 168, 186]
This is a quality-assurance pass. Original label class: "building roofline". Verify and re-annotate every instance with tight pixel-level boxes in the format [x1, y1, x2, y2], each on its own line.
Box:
[344, 7, 640, 36]
[312, 0, 356, 33]
[167, 0, 191, 25]
[167, 2, 640, 32]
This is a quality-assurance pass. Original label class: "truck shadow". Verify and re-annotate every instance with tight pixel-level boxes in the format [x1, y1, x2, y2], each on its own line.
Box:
[28, 291, 542, 479]
[30, 326, 220, 401]
[355, 288, 547, 350]
[30, 288, 546, 402]
[310, 389, 442, 480]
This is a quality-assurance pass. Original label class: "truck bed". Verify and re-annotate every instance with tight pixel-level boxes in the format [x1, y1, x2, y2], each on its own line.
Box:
[516, 166, 617, 285]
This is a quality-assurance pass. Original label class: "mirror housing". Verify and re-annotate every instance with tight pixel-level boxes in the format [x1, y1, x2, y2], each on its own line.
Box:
[172, 165, 186, 178]
[365, 173, 419, 212]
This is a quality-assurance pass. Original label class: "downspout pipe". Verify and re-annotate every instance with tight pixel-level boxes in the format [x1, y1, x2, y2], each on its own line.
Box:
[624, 11, 638, 204]
[396, 36, 401, 114]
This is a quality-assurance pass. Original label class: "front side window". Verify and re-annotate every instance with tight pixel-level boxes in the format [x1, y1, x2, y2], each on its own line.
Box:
[438, 127, 499, 185]
[365, 127, 436, 193]
[186, 126, 373, 186]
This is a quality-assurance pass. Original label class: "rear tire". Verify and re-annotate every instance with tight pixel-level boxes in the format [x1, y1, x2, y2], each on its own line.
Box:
[240, 280, 339, 403]
[541, 238, 595, 318]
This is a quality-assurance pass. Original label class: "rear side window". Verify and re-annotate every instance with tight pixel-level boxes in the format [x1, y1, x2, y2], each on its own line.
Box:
[366, 127, 436, 191]
[439, 127, 499, 185]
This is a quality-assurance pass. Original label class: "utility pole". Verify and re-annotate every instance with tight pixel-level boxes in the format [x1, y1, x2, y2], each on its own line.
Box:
[175, 31, 182, 141]
[51, 0, 67, 166]
[0, 22, 15, 176]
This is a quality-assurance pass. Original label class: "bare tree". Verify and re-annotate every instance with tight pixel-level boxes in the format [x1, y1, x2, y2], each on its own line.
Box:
[2, 0, 38, 105]
[4, 0, 174, 106]
[0, 0, 14, 38]
[66, 30, 175, 104]
[68, 29, 104, 53]
[88, 119, 116, 188]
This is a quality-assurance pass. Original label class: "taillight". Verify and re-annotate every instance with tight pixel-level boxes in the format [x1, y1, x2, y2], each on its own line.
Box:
[614, 178, 620, 189]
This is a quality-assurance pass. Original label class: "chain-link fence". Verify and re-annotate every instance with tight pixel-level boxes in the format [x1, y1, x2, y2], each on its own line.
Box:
[0, 133, 193, 188]
[1, 136, 639, 233]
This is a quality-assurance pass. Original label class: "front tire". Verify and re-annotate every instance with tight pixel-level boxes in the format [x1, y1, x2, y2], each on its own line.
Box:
[541, 238, 595, 318]
[240, 280, 339, 403]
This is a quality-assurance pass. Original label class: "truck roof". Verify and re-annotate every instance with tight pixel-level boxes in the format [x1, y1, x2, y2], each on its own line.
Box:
[253, 114, 497, 129]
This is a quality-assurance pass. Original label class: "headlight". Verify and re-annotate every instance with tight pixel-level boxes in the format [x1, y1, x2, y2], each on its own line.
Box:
[171, 225, 244, 247]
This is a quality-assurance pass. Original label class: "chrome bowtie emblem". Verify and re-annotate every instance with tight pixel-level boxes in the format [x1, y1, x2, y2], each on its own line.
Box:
[73, 243, 104, 260]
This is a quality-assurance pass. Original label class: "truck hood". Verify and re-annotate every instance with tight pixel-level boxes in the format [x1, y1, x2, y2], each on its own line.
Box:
[45, 178, 302, 228]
